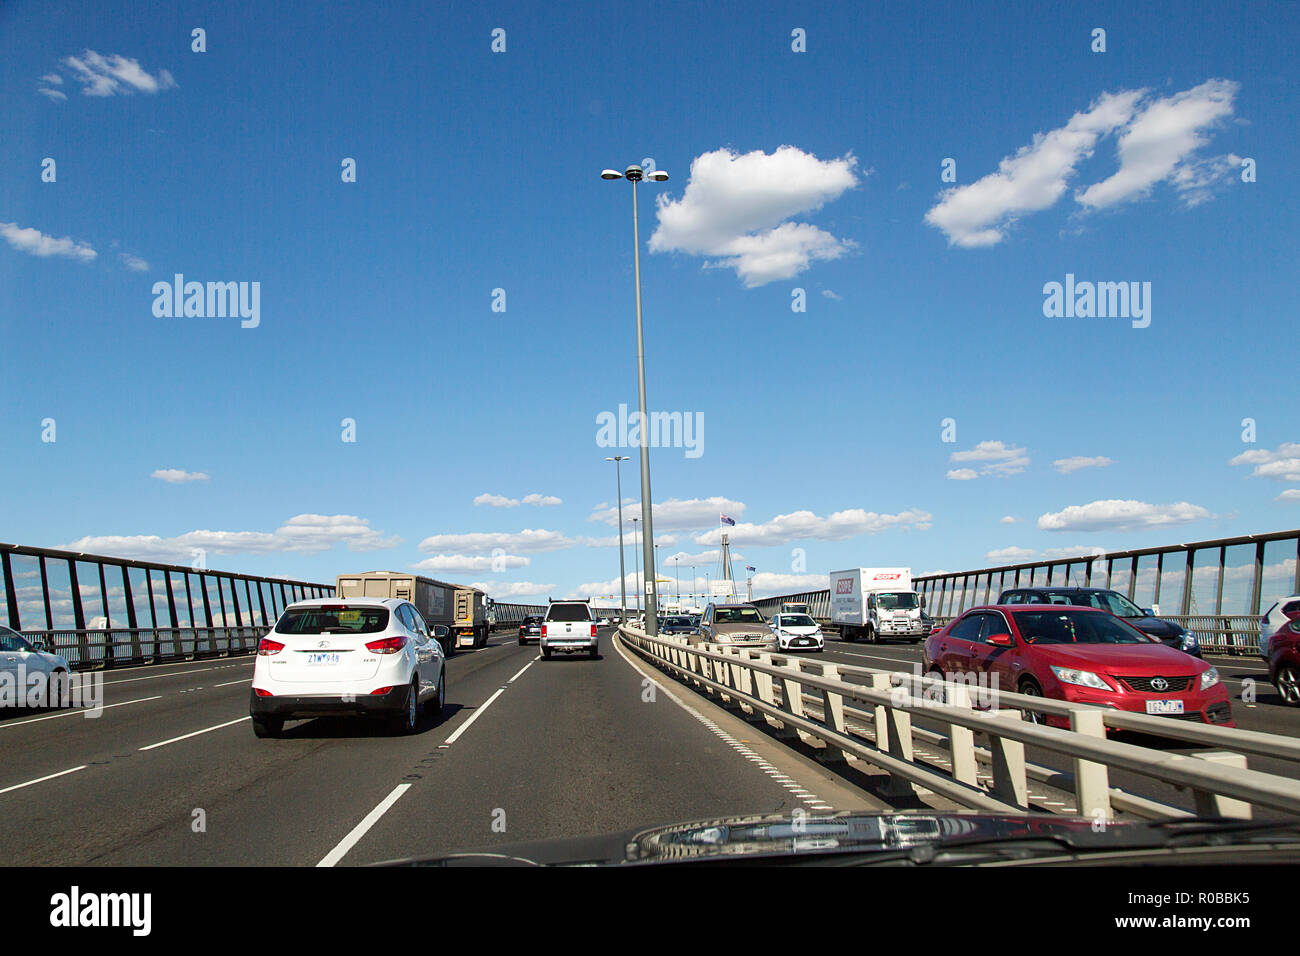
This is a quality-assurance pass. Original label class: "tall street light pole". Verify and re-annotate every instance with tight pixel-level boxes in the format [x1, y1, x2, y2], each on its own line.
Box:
[605, 456, 630, 624]
[602, 163, 668, 637]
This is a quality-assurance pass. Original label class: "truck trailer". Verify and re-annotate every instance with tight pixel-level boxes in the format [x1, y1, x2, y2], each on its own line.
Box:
[829, 568, 928, 643]
[335, 572, 490, 655]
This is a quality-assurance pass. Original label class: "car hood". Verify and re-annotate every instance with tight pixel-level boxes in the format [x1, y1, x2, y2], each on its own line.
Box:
[712, 623, 771, 636]
[372, 811, 1265, 867]
[1126, 616, 1183, 639]
[1033, 641, 1205, 674]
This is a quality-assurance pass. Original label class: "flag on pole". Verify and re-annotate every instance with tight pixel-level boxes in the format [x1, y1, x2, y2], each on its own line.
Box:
[720, 514, 735, 526]
[745, 566, 756, 572]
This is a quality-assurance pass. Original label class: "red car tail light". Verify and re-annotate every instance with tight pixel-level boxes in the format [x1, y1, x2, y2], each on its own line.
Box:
[253, 688, 274, 697]
[541, 623, 548, 638]
[591, 623, 598, 637]
[370, 686, 394, 695]
[365, 635, 407, 654]
[258, 638, 285, 656]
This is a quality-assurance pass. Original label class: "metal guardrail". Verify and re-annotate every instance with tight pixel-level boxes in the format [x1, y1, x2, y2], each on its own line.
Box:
[617, 626, 1300, 820]
[21, 626, 269, 670]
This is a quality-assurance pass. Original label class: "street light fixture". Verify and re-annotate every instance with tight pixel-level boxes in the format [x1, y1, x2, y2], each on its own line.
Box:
[605, 455, 630, 624]
[602, 163, 669, 637]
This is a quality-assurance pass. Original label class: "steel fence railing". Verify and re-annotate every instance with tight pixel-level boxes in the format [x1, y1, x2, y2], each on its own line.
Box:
[617, 625, 1300, 821]
[21, 626, 272, 670]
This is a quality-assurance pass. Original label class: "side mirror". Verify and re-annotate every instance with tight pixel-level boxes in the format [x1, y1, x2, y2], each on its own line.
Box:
[987, 632, 1013, 647]
[430, 624, 450, 638]
[1141, 608, 1154, 617]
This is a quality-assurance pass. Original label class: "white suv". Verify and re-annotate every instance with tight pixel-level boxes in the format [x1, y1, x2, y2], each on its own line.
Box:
[541, 600, 598, 659]
[250, 598, 447, 738]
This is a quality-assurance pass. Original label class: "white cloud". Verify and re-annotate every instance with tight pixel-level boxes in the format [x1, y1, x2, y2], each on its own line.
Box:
[119, 252, 149, 272]
[0, 222, 96, 262]
[417, 529, 576, 554]
[925, 90, 1142, 246]
[583, 533, 677, 548]
[62, 514, 400, 562]
[1278, 489, 1300, 502]
[1054, 455, 1115, 474]
[474, 492, 562, 508]
[999, 515, 1019, 524]
[821, 289, 842, 300]
[947, 469, 979, 481]
[649, 146, 859, 287]
[587, 496, 746, 531]
[61, 50, 176, 97]
[693, 507, 932, 547]
[40, 73, 63, 85]
[949, 440, 1029, 477]
[1230, 442, 1300, 482]
[1037, 499, 1213, 533]
[38, 87, 67, 102]
[750, 572, 830, 596]
[411, 554, 530, 574]
[1076, 79, 1240, 210]
[151, 469, 209, 483]
[986, 546, 1038, 562]
[473, 581, 555, 599]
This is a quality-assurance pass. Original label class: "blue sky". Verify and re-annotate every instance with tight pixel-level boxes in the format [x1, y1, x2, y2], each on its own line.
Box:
[2, 0, 1298, 604]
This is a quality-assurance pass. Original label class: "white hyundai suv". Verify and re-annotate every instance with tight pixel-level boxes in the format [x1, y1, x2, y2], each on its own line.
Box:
[250, 598, 447, 738]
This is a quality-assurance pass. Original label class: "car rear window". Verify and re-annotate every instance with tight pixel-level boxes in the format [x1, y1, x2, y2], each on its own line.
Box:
[1011, 609, 1152, 645]
[275, 606, 389, 634]
[546, 603, 592, 622]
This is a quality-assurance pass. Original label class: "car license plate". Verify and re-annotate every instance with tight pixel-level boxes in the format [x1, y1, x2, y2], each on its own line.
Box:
[306, 653, 341, 666]
[1146, 699, 1185, 715]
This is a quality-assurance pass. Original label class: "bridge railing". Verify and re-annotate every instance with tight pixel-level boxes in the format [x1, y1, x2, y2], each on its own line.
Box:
[21, 626, 270, 670]
[618, 626, 1300, 820]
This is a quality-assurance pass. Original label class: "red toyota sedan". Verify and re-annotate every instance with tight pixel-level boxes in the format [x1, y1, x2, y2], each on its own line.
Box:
[924, 605, 1234, 727]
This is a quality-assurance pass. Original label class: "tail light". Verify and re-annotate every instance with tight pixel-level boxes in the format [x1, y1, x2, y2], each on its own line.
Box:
[253, 687, 274, 697]
[370, 686, 394, 695]
[258, 638, 285, 656]
[365, 635, 408, 654]
[541, 623, 548, 638]
[590, 623, 598, 637]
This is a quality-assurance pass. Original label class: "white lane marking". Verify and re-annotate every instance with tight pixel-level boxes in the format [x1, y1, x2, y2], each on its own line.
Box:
[101, 661, 252, 686]
[508, 659, 538, 683]
[213, 679, 250, 688]
[138, 716, 250, 751]
[442, 688, 505, 746]
[317, 783, 411, 868]
[0, 765, 87, 796]
[0, 696, 163, 729]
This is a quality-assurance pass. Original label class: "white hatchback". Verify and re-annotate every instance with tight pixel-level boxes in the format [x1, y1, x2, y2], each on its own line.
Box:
[0, 625, 72, 708]
[250, 598, 446, 738]
[769, 613, 825, 653]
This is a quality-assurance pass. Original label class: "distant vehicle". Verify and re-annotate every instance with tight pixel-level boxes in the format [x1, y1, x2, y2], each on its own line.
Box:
[1267, 618, 1300, 705]
[1259, 595, 1300, 657]
[997, 587, 1200, 657]
[597, 616, 612, 627]
[250, 597, 447, 738]
[542, 599, 598, 659]
[660, 615, 696, 635]
[336, 572, 489, 654]
[830, 568, 928, 644]
[780, 601, 810, 615]
[697, 603, 776, 649]
[925, 605, 1232, 728]
[769, 613, 824, 652]
[0, 625, 70, 707]
[518, 615, 543, 644]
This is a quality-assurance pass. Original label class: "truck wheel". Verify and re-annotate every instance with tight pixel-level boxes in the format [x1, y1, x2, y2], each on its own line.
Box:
[842, 627, 857, 643]
[541, 647, 552, 660]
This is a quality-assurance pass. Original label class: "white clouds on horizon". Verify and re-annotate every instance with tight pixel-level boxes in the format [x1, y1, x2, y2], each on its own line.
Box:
[474, 492, 563, 508]
[649, 146, 859, 287]
[1054, 455, 1115, 474]
[1231, 442, 1300, 482]
[0, 222, 96, 262]
[949, 440, 1029, 478]
[1037, 499, 1213, 533]
[587, 496, 747, 531]
[417, 529, 576, 554]
[693, 508, 932, 547]
[412, 554, 530, 574]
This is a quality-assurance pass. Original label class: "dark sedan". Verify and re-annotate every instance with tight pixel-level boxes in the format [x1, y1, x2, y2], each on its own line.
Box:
[997, 586, 1201, 657]
[660, 615, 697, 636]
[518, 615, 543, 644]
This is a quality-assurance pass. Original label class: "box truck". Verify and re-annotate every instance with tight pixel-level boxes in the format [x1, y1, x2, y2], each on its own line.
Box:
[335, 572, 490, 655]
[829, 568, 927, 643]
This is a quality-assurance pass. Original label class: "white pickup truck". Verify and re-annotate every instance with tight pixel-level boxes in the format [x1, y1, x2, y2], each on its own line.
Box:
[540, 599, 599, 660]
